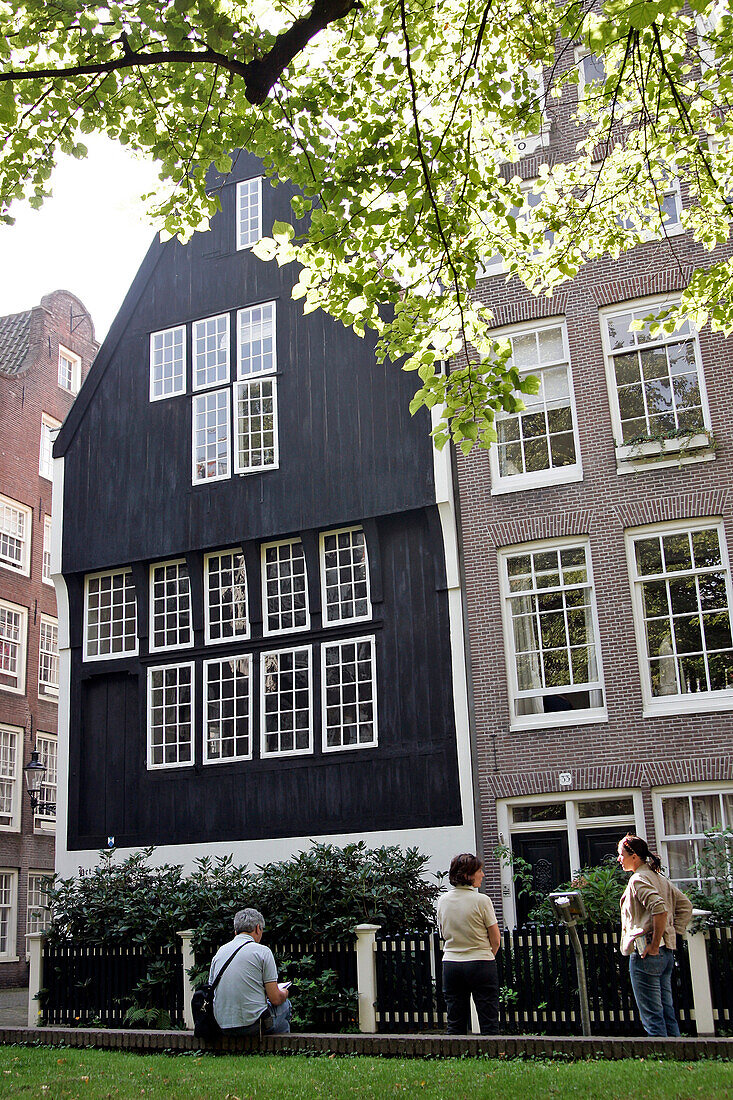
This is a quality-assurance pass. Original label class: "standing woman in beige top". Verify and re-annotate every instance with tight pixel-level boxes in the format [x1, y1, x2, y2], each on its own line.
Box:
[436, 853, 501, 1034]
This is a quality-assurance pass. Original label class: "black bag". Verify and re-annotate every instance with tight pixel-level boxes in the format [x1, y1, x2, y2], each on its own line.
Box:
[192, 941, 248, 1039]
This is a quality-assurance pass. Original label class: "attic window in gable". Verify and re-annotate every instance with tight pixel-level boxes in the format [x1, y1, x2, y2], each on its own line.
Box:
[236, 177, 262, 250]
[150, 326, 186, 401]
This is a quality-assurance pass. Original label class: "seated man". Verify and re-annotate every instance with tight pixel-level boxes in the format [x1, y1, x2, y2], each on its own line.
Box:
[209, 907, 291, 1035]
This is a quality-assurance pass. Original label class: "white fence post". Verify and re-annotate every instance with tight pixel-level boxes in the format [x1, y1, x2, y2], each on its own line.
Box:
[685, 918, 715, 1037]
[177, 929, 195, 1030]
[354, 923, 381, 1033]
[27, 932, 45, 1028]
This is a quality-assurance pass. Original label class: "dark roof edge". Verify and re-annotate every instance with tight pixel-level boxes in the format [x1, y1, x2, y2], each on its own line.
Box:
[54, 232, 168, 456]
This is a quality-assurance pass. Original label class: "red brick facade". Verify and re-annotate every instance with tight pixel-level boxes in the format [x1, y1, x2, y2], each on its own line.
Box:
[0, 290, 97, 986]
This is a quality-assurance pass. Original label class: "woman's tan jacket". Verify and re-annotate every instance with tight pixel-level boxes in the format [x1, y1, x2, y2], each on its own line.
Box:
[620, 864, 693, 955]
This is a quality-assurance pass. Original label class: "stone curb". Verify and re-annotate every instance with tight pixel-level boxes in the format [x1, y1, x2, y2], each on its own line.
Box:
[0, 1027, 731, 1060]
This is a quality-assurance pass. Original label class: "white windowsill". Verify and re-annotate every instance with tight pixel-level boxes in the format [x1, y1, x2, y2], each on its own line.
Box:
[0, 956, 20, 964]
[509, 708, 608, 732]
[642, 692, 733, 718]
[615, 434, 714, 474]
[491, 465, 583, 495]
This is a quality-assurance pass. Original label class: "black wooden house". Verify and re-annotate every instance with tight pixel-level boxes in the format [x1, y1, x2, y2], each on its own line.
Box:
[52, 152, 477, 875]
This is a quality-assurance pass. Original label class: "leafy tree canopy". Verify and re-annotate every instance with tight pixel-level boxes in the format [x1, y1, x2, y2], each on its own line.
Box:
[2, 0, 732, 450]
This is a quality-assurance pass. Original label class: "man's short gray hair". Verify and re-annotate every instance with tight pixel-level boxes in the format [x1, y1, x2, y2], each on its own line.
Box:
[234, 908, 265, 934]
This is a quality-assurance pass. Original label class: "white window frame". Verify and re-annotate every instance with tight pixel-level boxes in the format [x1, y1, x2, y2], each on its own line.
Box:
[203, 654, 253, 765]
[236, 177, 263, 250]
[574, 46, 606, 97]
[319, 526, 372, 626]
[42, 515, 53, 586]
[0, 725, 22, 832]
[0, 494, 32, 576]
[0, 599, 28, 695]
[497, 789, 644, 927]
[498, 536, 607, 730]
[58, 344, 81, 394]
[192, 387, 231, 484]
[149, 325, 186, 402]
[192, 313, 230, 392]
[652, 781, 733, 888]
[0, 869, 18, 961]
[233, 377, 279, 474]
[38, 615, 59, 700]
[480, 180, 551, 278]
[83, 568, 138, 662]
[26, 870, 52, 937]
[147, 662, 195, 770]
[260, 645, 313, 759]
[626, 517, 733, 716]
[149, 559, 194, 653]
[321, 635, 378, 753]
[237, 301, 277, 378]
[261, 538, 311, 637]
[34, 733, 57, 832]
[204, 549, 249, 645]
[39, 413, 61, 481]
[488, 317, 583, 494]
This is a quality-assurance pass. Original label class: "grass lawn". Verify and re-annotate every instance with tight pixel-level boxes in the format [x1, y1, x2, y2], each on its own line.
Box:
[0, 1048, 732, 1099]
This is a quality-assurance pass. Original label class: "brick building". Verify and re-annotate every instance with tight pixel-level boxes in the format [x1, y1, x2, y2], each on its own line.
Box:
[459, 49, 733, 926]
[0, 290, 97, 986]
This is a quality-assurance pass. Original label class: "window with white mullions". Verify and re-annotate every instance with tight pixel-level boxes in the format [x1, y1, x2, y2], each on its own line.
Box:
[39, 413, 61, 481]
[0, 725, 21, 830]
[322, 636, 378, 751]
[147, 663, 194, 768]
[34, 733, 57, 825]
[38, 616, 59, 698]
[27, 872, 51, 935]
[492, 320, 581, 491]
[261, 646, 312, 757]
[630, 523, 733, 702]
[262, 539, 310, 635]
[58, 345, 81, 394]
[0, 600, 27, 693]
[149, 326, 186, 401]
[0, 870, 17, 958]
[192, 388, 231, 483]
[42, 516, 53, 585]
[0, 495, 31, 575]
[84, 569, 138, 660]
[149, 560, 193, 652]
[192, 313, 230, 390]
[320, 527, 371, 624]
[204, 655, 252, 763]
[204, 550, 249, 644]
[236, 177, 262, 250]
[500, 541, 606, 728]
[656, 786, 733, 889]
[234, 378, 278, 472]
[237, 302, 276, 377]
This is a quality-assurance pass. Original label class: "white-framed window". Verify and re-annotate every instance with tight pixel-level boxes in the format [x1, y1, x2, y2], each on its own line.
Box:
[39, 413, 61, 481]
[0, 599, 27, 694]
[627, 519, 733, 714]
[695, 2, 729, 74]
[499, 539, 607, 729]
[147, 663, 194, 769]
[481, 181, 554, 277]
[237, 302, 276, 377]
[322, 636, 378, 752]
[84, 569, 138, 660]
[204, 549, 249, 644]
[58, 344, 81, 394]
[149, 560, 193, 652]
[320, 527, 371, 625]
[34, 733, 57, 829]
[233, 378, 279, 473]
[653, 782, 733, 889]
[42, 515, 53, 585]
[27, 871, 52, 935]
[38, 615, 59, 699]
[192, 313, 230, 391]
[192, 388, 231, 483]
[204, 655, 253, 764]
[0, 725, 22, 831]
[260, 646, 312, 757]
[261, 539, 310, 636]
[236, 177, 262, 250]
[575, 47, 606, 96]
[489, 319, 582, 493]
[0, 494, 32, 576]
[0, 870, 18, 960]
[149, 326, 186, 401]
[601, 298, 710, 453]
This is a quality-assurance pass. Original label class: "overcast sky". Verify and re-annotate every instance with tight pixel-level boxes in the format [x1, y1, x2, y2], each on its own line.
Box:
[0, 136, 164, 344]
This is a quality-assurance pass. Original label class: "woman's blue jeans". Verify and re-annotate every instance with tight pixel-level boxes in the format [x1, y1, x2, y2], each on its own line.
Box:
[629, 947, 680, 1036]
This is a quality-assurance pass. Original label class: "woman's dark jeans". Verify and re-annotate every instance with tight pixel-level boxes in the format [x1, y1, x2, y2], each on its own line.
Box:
[442, 959, 500, 1034]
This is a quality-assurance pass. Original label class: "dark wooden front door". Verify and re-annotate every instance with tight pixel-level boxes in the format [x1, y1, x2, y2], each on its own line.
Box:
[511, 832, 571, 926]
[578, 827, 623, 870]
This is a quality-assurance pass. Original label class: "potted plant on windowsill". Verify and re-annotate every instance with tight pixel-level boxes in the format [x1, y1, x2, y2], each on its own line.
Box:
[615, 427, 715, 465]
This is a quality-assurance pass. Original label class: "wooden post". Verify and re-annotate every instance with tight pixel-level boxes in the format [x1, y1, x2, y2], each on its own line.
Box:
[177, 929, 195, 1030]
[685, 919, 715, 1036]
[27, 932, 45, 1028]
[354, 923, 381, 1033]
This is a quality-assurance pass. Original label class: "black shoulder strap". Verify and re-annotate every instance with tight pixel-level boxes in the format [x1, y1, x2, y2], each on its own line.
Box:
[211, 939, 255, 991]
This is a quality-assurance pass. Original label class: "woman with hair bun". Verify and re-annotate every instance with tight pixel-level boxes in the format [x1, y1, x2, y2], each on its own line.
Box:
[617, 833, 693, 1036]
[436, 853, 501, 1034]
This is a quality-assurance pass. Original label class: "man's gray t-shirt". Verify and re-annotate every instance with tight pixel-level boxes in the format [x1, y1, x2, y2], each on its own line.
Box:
[209, 934, 278, 1029]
